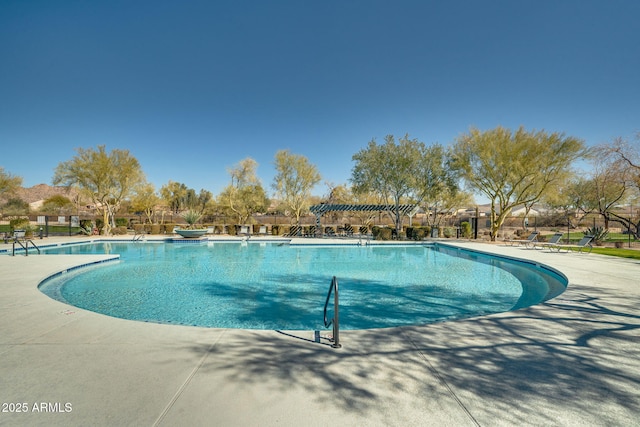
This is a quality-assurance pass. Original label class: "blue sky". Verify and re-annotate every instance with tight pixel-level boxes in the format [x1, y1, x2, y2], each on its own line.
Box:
[1, 0, 639, 201]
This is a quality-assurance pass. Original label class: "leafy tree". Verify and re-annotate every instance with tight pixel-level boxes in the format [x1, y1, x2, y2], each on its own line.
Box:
[40, 194, 74, 215]
[53, 145, 145, 235]
[451, 126, 585, 241]
[543, 177, 596, 230]
[219, 158, 269, 224]
[160, 181, 189, 214]
[0, 167, 22, 198]
[272, 150, 321, 225]
[194, 189, 213, 214]
[412, 143, 466, 227]
[130, 182, 160, 224]
[590, 140, 639, 237]
[322, 182, 354, 224]
[351, 134, 424, 234]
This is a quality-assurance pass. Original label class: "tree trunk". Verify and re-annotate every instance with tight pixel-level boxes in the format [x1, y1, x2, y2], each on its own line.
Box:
[490, 200, 497, 241]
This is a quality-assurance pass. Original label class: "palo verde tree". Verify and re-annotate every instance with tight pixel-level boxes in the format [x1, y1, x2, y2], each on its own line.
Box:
[451, 126, 585, 241]
[272, 150, 321, 225]
[130, 182, 160, 224]
[351, 134, 425, 235]
[40, 194, 75, 215]
[413, 143, 466, 228]
[218, 158, 269, 224]
[53, 145, 145, 235]
[0, 167, 23, 199]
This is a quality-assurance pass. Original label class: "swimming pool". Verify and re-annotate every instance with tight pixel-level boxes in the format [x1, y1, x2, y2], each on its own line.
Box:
[38, 241, 567, 330]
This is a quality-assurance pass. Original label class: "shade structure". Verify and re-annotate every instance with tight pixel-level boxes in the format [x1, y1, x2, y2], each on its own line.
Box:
[309, 204, 420, 236]
[310, 204, 419, 216]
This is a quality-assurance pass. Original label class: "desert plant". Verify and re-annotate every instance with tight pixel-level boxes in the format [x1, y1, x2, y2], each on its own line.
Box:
[584, 226, 609, 245]
[460, 221, 472, 238]
[180, 210, 202, 229]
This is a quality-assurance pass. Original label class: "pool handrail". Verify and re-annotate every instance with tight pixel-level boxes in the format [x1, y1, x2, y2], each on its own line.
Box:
[12, 238, 40, 256]
[323, 276, 341, 348]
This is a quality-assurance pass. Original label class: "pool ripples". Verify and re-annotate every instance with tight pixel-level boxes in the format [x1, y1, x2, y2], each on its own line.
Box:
[38, 242, 567, 330]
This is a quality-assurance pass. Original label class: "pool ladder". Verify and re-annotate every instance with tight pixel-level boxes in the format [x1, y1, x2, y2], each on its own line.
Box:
[323, 276, 341, 348]
[11, 238, 41, 256]
[133, 232, 146, 242]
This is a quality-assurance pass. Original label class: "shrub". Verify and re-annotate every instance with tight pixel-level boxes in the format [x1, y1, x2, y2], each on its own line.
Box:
[416, 227, 425, 239]
[9, 218, 35, 237]
[112, 226, 128, 235]
[372, 226, 392, 240]
[271, 225, 283, 235]
[405, 227, 415, 239]
[115, 218, 128, 227]
[133, 224, 145, 234]
[9, 218, 30, 231]
[163, 223, 177, 234]
[409, 227, 427, 240]
[150, 224, 161, 234]
[460, 221, 472, 238]
[78, 220, 93, 235]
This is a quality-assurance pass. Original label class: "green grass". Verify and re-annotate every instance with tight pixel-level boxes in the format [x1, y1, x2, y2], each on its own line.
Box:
[540, 231, 640, 260]
[586, 247, 640, 259]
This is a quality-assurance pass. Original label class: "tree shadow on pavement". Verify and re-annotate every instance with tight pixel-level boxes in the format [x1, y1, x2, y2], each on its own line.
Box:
[177, 282, 640, 425]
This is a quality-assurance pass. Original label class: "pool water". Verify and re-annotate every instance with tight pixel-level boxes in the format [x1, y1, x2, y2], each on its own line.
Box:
[38, 242, 567, 330]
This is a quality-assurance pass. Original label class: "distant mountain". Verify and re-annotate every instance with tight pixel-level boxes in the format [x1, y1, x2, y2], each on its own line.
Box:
[12, 184, 78, 204]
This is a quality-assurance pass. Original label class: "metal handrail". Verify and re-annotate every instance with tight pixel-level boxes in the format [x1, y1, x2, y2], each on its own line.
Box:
[323, 276, 341, 348]
[12, 239, 41, 256]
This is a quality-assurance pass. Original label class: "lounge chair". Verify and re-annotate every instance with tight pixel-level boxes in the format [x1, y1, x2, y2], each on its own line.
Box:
[344, 224, 354, 236]
[547, 235, 594, 253]
[533, 232, 564, 250]
[505, 231, 539, 248]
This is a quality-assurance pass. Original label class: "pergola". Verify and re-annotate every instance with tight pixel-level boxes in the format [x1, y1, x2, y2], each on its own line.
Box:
[309, 204, 420, 235]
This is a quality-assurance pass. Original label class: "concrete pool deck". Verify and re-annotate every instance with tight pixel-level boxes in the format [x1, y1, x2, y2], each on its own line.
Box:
[0, 236, 638, 426]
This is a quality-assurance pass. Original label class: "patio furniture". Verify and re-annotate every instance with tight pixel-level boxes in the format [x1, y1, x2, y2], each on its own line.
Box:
[533, 232, 564, 250]
[504, 231, 539, 248]
[548, 235, 594, 253]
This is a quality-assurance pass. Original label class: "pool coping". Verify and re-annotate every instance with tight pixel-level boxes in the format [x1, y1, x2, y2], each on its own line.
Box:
[1, 236, 639, 426]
